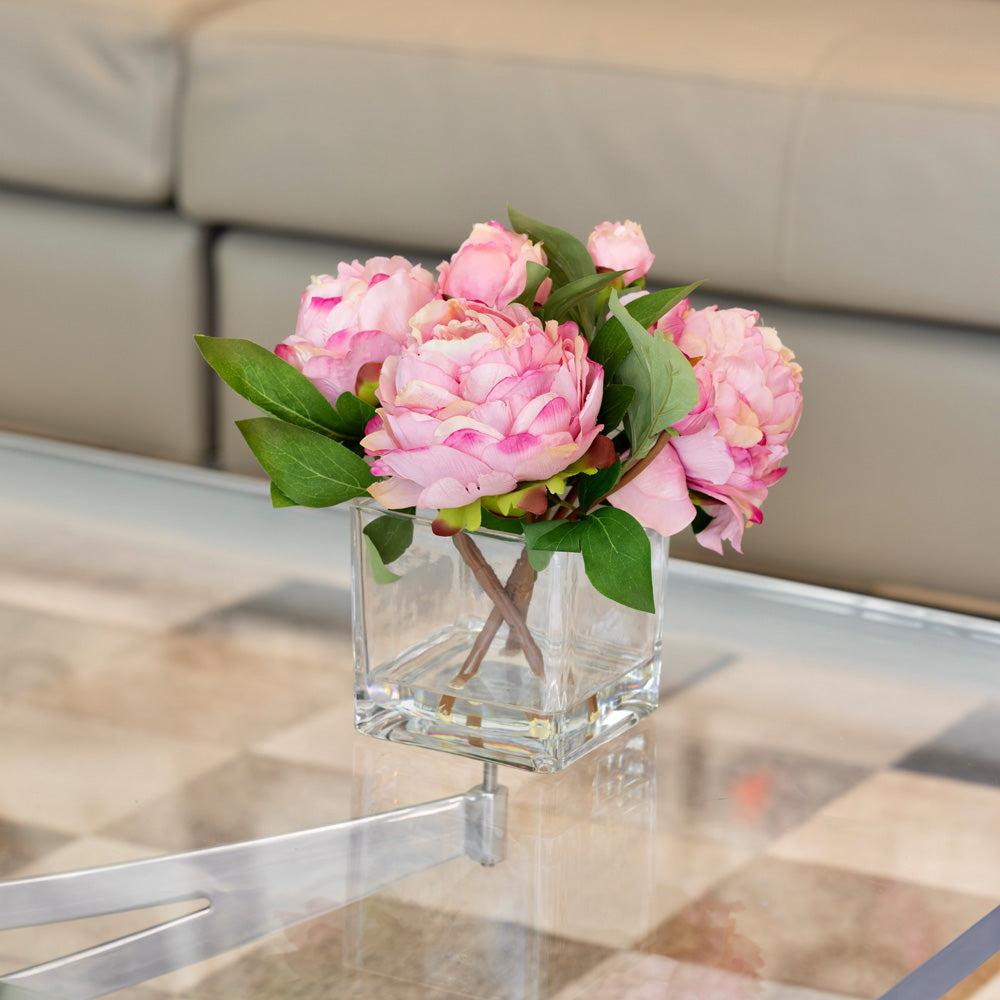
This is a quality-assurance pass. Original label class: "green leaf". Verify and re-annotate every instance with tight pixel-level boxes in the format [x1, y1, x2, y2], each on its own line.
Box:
[523, 519, 584, 571]
[587, 282, 702, 375]
[270, 482, 298, 508]
[580, 507, 655, 613]
[610, 292, 700, 462]
[479, 509, 525, 535]
[363, 512, 414, 565]
[507, 206, 595, 289]
[236, 417, 375, 507]
[588, 321, 633, 377]
[363, 535, 402, 584]
[361, 512, 414, 583]
[523, 520, 584, 551]
[597, 384, 635, 432]
[334, 392, 377, 438]
[576, 459, 621, 515]
[512, 261, 551, 308]
[616, 282, 703, 331]
[195, 336, 355, 439]
[541, 270, 626, 336]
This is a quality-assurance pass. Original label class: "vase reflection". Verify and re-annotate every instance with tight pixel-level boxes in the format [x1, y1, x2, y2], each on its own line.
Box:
[335, 729, 657, 998]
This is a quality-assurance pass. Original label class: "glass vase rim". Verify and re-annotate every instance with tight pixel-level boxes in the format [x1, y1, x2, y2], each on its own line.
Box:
[351, 496, 534, 546]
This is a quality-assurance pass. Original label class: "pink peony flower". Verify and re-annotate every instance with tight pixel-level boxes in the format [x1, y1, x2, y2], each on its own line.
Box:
[275, 256, 436, 402]
[586, 220, 656, 285]
[610, 302, 802, 553]
[362, 299, 604, 511]
[436, 222, 551, 309]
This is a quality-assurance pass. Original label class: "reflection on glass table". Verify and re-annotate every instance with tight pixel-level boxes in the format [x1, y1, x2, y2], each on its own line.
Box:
[1, 512, 999, 1000]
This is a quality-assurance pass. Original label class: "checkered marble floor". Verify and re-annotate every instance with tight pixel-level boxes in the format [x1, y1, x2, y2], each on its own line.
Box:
[1, 502, 999, 1000]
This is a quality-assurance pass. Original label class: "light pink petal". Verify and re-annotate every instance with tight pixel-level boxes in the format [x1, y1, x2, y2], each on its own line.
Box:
[467, 399, 513, 435]
[462, 363, 519, 403]
[509, 393, 559, 435]
[394, 379, 461, 412]
[368, 476, 424, 509]
[419, 470, 517, 508]
[376, 409, 439, 450]
[376, 444, 492, 490]
[608, 443, 696, 537]
[441, 427, 505, 460]
[672, 426, 736, 486]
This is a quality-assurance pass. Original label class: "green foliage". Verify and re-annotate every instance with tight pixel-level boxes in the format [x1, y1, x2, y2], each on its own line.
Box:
[541, 270, 626, 336]
[523, 519, 583, 571]
[333, 392, 377, 439]
[479, 509, 526, 535]
[362, 513, 415, 584]
[597, 384, 635, 433]
[507, 206, 595, 290]
[195, 336, 358, 440]
[576, 459, 621, 515]
[609, 292, 699, 462]
[580, 507, 655, 613]
[236, 417, 375, 507]
[512, 261, 551, 308]
[270, 482, 297, 508]
[587, 281, 702, 378]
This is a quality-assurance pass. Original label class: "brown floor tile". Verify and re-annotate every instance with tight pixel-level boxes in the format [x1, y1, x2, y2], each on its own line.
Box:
[639, 856, 997, 998]
[191, 897, 612, 1000]
[102, 754, 355, 852]
[652, 732, 870, 851]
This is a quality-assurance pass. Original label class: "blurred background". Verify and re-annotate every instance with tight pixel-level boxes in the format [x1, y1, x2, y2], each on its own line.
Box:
[1, 0, 998, 614]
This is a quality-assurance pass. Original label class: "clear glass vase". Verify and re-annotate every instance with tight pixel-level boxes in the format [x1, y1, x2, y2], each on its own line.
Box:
[351, 499, 667, 772]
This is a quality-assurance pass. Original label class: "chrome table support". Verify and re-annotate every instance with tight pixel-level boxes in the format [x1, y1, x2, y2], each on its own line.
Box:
[0, 766, 507, 1000]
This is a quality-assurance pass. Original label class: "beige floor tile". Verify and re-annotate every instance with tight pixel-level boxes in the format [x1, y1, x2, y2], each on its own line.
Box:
[967, 966, 1000, 999]
[102, 754, 355, 853]
[0, 506, 290, 631]
[771, 770, 1000, 899]
[23, 633, 344, 750]
[0, 603, 141, 698]
[550, 950, 763, 1000]
[254, 701, 360, 770]
[0, 704, 234, 835]
[654, 654, 983, 768]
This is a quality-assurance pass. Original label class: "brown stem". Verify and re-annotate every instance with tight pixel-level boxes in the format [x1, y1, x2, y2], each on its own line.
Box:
[447, 548, 535, 688]
[452, 533, 545, 677]
[502, 551, 537, 653]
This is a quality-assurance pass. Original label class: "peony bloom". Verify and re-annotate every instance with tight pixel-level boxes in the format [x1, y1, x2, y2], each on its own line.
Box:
[275, 256, 436, 402]
[586, 220, 656, 285]
[437, 222, 551, 309]
[362, 299, 604, 512]
[610, 301, 802, 553]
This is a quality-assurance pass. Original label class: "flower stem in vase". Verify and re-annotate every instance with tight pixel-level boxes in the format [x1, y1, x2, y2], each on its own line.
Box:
[447, 546, 536, 689]
[451, 532, 545, 677]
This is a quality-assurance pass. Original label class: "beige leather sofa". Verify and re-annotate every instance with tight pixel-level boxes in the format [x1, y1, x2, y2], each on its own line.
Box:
[2, 0, 998, 608]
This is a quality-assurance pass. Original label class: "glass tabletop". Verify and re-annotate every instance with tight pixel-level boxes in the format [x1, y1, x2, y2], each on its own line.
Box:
[1, 459, 999, 1000]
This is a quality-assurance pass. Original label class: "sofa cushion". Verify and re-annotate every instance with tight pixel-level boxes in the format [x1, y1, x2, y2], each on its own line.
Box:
[178, 0, 1000, 327]
[0, 0, 246, 203]
[0, 188, 208, 462]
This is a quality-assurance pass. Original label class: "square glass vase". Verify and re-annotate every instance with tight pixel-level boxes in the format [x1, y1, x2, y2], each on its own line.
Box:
[352, 499, 666, 772]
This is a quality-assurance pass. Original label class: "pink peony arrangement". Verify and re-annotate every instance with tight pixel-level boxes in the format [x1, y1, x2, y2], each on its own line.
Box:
[198, 208, 802, 612]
